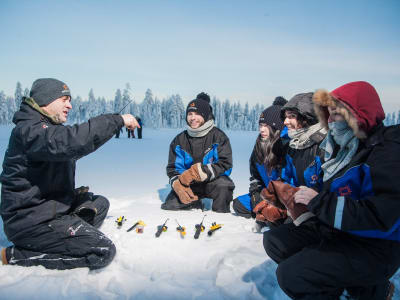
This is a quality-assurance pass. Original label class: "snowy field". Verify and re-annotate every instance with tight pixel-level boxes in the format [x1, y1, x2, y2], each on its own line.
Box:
[0, 125, 399, 300]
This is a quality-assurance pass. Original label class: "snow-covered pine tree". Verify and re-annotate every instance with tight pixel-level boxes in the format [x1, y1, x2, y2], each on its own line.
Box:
[0, 91, 8, 124]
[121, 83, 132, 114]
[7, 95, 17, 124]
[114, 89, 123, 113]
[397, 110, 400, 125]
[391, 112, 396, 126]
[223, 100, 232, 129]
[14, 82, 23, 110]
[141, 89, 155, 128]
[153, 97, 162, 128]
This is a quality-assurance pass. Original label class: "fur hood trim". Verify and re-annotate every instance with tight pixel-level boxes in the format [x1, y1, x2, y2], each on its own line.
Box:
[313, 89, 367, 139]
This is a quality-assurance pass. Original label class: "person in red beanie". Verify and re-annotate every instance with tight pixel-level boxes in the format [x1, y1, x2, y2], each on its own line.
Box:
[263, 81, 399, 300]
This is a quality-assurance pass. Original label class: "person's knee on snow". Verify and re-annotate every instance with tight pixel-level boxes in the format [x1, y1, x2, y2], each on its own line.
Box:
[87, 239, 116, 270]
[232, 195, 253, 218]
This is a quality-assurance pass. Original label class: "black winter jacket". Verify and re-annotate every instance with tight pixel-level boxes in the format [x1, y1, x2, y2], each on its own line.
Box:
[166, 127, 232, 184]
[276, 128, 325, 190]
[0, 103, 124, 240]
[308, 124, 400, 242]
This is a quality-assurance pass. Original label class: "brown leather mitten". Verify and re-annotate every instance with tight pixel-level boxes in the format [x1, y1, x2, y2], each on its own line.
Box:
[179, 163, 207, 186]
[260, 186, 285, 209]
[172, 180, 199, 204]
[253, 200, 287, 223]
[266, 181, 314, 226]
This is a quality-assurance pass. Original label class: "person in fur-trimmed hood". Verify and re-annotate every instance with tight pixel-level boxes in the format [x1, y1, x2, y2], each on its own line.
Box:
[263, 81, 399, 300]
[163, 92, 235, 212]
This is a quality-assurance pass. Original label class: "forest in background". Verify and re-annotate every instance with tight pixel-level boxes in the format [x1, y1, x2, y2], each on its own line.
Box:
[1, 82, 399, 129]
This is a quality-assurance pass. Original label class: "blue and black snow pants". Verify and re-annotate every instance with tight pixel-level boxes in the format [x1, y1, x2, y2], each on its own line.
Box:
[3, 194, 116, 270]
[263, 219, 400, 300]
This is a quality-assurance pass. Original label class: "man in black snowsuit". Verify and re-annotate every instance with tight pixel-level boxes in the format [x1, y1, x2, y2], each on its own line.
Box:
[0, 78, 139, 270]
[162, 92, 234, 212]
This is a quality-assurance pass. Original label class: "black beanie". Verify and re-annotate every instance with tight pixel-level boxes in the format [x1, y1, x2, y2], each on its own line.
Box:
[186, 92, 212, 123]
[272, 96, 288, 106]
[30, 78, 71, 107]
[259, 96, 287, 130]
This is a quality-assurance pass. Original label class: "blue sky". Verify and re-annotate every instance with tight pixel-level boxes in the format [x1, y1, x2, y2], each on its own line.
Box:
[1, 0, 399, 112]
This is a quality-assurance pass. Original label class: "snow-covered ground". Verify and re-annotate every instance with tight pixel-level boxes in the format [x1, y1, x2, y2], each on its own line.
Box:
[0, 125, 399, 300]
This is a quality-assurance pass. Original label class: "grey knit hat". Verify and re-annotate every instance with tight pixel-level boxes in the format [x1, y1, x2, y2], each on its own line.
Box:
[30, 78, 71, 106]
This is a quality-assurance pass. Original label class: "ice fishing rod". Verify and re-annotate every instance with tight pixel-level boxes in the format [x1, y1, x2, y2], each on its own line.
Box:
[116, 216, 126, 228]
[175, 219, 186, 238]
[207, 222, 222, 236]
[117, 100, 133, 114]
[155, 218, 169, 238]
[127, 221, 139, 232]
[194, 214, 207, 239]
[127, 220, 145, 232]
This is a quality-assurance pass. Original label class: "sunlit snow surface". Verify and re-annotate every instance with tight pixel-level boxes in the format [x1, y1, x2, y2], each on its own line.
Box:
[0, 126, 398, 300]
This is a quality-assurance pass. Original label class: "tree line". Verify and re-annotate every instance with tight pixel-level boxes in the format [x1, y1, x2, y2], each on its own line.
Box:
[1, 82, 398, 129]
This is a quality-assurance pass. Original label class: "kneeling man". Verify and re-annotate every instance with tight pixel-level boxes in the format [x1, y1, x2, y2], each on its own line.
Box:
[0, 78, 138, 270]
[163, 92, 235, 212]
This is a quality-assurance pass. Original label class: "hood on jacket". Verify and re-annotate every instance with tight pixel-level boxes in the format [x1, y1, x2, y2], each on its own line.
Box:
[313, 81, 385, 139]
[13, 98, 60, 125]
[281, 92, 318, 125]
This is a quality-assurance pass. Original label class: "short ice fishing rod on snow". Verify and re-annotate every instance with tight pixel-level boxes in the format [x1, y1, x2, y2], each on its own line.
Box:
[194, 215, 206, 239]
[155, 218, 169, 238]
[175, 219, 186, 238]
[207, 222, 222, 236]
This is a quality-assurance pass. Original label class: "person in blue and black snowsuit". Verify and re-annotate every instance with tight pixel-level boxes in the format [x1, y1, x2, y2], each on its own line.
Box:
[0, 78, 139, 270]
[233, 97, 288, 224]
[162, 92, 234, 212]
[264, 81, 399, 300]
[253, 92, 327, 226]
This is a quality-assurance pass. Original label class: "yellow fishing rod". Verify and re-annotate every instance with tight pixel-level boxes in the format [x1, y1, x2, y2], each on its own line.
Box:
[175, 219, 186, 238]
[207, 222, 222, 236]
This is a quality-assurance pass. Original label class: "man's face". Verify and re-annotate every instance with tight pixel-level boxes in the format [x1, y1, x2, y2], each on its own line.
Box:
[42, 96, 72, 123]
[327, 106, 345, 123]
[187, 111, 205, 129]
[284, 110, 302, 130]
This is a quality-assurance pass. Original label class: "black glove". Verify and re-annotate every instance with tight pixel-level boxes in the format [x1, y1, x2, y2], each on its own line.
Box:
[74, 187, 97, 225]
[249, 180, 262, 195]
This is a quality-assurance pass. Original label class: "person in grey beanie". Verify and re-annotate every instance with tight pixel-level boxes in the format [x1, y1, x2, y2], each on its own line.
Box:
[0, 78, 139, 270]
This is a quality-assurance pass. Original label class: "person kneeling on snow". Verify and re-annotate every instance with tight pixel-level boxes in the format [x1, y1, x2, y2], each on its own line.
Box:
[264, 81, 399, 300]
[232, 97, 288, 227]
[0, 78, 139, 270]
[162, 92, 235, 212]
